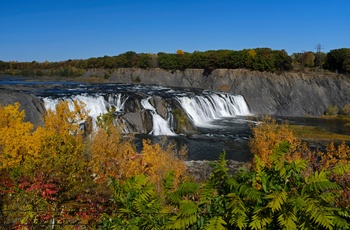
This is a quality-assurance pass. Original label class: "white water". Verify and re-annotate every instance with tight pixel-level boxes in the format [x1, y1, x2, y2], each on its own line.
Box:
[141, 97, 177, 136]
[177, 93, 251, 127]
[43, 94, 128, 129]
[42, 91, 251, 135]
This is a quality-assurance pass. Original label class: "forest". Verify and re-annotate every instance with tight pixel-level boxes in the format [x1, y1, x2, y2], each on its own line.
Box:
[0, 48, 350, 78]
[1, 100, 350, 229]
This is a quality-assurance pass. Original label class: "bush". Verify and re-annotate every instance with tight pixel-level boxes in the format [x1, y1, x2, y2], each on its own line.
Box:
[326, 105, 339, 115]
[342, 103, 350, 115]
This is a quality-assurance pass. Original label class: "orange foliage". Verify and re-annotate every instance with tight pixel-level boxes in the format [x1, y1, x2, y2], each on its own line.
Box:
[90, 123, 141, 181]
[249, 116, 304, 167]
[318, 142, 350, 170]
[141, 139, 187, 191]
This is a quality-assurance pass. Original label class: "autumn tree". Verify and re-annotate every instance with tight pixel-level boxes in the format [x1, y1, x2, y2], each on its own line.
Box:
[249, 116, 309, 167]
[0, 103, 34, 170]
[0, 101, 109, 228]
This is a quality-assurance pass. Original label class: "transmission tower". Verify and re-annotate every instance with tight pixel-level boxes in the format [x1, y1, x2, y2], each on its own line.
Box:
[315, 43, 323, 69]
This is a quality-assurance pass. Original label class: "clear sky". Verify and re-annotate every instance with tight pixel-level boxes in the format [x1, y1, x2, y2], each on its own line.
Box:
[1, 0, 349, 62]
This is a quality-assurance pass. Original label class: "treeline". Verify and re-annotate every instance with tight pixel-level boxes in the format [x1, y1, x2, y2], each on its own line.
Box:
[1, 103, 350, 229]
[0, 48, 350, 77]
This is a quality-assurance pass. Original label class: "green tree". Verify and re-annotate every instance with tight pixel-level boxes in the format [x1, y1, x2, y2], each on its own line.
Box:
[324, 48, 350, 73]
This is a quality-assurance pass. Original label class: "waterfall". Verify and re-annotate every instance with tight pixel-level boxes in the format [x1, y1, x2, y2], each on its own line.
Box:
[177, 93, 251, 127]
[141, 97, 177, 136]
[42, 93, 129, 130]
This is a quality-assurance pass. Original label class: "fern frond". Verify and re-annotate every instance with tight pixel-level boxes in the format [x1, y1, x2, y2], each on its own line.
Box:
[167, 200, 199, 229]
[163, 171, 175, 191]
[209, 151, 230, 185]
[238, 184, 263, 203]
[166, 181, 199, 206]
[266, 190, 288, 213]
[249, 207, 272, 230]
[303, 171, 340, 195]
[303, 196, 334, 229]
[204, 216, 226, 230]
[292, 158, 308, 173]
[227, 193, 248, 230]
[277, 211, 297, 230]
[332, 215, 350, 229]
[331, 163, 350, 175]
[270, 141, 290, 170]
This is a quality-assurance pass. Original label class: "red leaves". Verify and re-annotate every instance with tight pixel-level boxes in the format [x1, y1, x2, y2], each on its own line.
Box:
[19, 174, 60, 200]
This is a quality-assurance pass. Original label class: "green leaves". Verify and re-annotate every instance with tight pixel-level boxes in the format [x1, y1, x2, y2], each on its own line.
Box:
[266, 190, 288, 213]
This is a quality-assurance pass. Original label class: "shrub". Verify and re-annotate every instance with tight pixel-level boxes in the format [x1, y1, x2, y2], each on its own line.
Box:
[326, 105, 339, 115]
[342, 103, 350, 115]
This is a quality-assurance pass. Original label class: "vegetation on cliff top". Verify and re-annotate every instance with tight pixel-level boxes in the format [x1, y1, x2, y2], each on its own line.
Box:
[1, 48, 349, 77]
[1, 103, 350, 229]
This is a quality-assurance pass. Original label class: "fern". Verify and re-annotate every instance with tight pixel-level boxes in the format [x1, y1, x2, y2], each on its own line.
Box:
[302, 171, 340, 195]
[165, 181, 199, 207]
[249, 207, 272, 230]
[270, 141, 290, 171]
[204, 216, 226, 230]
[331, 163, 350, 175]
[167, 200, 198, 229]
[303, 196, 334, 229]
[266, 190, 288, 213]
[237, 183, 263, 203]
[227, 193, 248, 229]
[277, 209, 297, 230]
[209, 151, 230, 187]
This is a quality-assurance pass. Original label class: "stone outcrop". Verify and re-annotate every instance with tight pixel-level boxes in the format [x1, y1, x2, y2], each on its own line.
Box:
[105, 68, 350, 116]
[0, 89, 45, 126]
[1, 68, 349, 128]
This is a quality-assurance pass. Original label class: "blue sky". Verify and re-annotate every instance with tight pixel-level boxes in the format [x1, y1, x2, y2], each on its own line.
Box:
[1, 0, 349, 62]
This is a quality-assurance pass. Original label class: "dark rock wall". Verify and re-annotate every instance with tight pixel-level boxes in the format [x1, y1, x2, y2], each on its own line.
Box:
[0, 89, 45, 126]
[107, 68, 350, 116]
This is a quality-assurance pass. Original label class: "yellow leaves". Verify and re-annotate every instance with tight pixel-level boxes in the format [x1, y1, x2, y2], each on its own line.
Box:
[1, 101, 188, 194]
[249, 116, 300, 168]
[44, 100, 88, 136]
[0, 103, 34, 170]
[141, 139, 187, 191]
[90, 124, 141, 181]
[176, 49, 184, 55]
[319, 142, 350, 170]
[247, 49, 256, 58]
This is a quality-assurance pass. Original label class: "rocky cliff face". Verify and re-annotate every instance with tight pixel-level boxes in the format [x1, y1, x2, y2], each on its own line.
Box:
[1, 68, 349, 128]
[105, 68, 350, 116]
[0, 89, 45, 126]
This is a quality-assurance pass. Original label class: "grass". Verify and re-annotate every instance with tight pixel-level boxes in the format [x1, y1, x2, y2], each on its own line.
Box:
[319, 115, 350, 122]
[290, 125, 350, 142]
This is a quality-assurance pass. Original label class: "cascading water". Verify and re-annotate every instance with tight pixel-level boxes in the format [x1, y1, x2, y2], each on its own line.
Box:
[140, 97, 177, 136]
[3, 79, 254, 160]
[176, 93, 251, 127]
[42, 93, 129, 130]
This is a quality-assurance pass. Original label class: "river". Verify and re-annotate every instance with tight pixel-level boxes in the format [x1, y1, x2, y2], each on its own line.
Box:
[1, 77, 348, 162]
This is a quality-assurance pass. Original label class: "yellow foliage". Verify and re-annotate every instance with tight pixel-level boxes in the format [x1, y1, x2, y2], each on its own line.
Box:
[318, 142, 350, 170]
[176, 49, 184, 55]
[141, 138, 187, 191]
[0, 103, 34, 169]
[90, 124, 142, 181]
[247, 49, 257, 58]
[249, 116, 303, 167]
[44, 100, 88, 136]
[0, 101, 188, 193]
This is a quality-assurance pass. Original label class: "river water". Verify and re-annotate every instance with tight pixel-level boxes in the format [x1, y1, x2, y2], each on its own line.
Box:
[1, 77, 348, 162]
